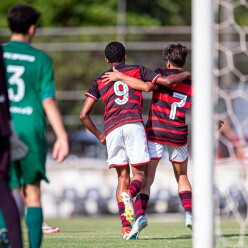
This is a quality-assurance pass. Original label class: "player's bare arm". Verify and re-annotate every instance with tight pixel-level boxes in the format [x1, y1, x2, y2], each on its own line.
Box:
[102, 68, 155, 92]
[80, 97, 106, 145]
[43, 98, 69, 163]
[156, 71, 191, 87]
[103, 67, 191, 90]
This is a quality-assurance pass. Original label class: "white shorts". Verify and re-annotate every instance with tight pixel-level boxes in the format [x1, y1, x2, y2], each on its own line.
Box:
[148, 141, 188, 164]
[106, 123, 150, 168]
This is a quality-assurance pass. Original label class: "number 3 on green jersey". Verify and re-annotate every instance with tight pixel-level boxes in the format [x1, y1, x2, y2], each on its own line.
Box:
[7, 65, 25, 102]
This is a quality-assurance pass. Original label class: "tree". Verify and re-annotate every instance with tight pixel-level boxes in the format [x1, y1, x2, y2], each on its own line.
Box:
[0, 0, 191, 28]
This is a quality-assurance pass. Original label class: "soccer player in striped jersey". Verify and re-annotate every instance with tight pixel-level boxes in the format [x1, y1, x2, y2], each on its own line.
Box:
[103, 43, 192, 239]
[80, 41, 190, 239]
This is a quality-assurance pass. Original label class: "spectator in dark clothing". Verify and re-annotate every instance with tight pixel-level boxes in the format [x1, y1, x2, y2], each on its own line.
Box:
[0, 44, 23, 248]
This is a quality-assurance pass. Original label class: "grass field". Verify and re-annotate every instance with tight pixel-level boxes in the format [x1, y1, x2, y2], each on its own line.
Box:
[22, 215, 247, 248]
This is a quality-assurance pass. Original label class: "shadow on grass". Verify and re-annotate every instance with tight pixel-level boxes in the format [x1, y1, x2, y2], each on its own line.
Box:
[142, 235, 192, 240]
[220, 233, 248, 238]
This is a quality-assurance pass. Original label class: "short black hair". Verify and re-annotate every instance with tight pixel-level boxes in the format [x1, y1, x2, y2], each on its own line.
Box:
[162, 43, 188, 68]
[7, 4, 40, 34]
[105, 42, 126, 63]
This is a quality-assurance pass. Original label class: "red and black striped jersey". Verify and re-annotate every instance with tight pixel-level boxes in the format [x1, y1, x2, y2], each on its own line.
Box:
[146, 68, 192, 146]
[85, 63, 160, 136]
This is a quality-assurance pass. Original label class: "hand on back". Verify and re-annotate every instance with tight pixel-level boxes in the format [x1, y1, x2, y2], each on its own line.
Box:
[102, 66, 121, 83]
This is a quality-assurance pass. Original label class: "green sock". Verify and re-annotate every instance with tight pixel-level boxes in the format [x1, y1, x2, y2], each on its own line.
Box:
[0, 210, 6, 229]
[25, 207, 43, 248]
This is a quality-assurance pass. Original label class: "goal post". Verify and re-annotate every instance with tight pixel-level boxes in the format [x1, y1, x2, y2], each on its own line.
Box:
[192, 0, 215, 247]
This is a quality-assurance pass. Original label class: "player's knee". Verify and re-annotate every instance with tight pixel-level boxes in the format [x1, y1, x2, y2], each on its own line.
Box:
[118, 174, 130, 185]
[25, 184, 41, 207]
[177, 171, 188, 177]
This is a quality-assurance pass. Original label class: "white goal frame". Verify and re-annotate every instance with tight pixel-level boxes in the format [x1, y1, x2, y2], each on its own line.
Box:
[192, 0, 215, 247]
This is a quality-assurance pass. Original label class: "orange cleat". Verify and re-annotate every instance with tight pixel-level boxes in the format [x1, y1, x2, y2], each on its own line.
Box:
[122, 226, 131, 240]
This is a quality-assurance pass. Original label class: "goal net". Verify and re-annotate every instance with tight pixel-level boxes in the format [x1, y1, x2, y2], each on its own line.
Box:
[193, 0, 248, 247]
[214, 0, 248, 247]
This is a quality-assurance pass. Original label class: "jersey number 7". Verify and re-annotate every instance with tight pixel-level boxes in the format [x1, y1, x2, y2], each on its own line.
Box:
[169, 92, 187, 120]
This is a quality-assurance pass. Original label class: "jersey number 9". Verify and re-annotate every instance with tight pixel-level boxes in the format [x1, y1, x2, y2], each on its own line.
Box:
[114, 81, 129, 105]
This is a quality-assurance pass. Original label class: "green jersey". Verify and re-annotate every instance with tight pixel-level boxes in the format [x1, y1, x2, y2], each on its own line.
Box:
[3, 41, 55, 152]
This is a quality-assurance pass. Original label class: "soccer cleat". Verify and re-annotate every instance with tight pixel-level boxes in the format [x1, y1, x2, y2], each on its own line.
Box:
[122, 227, 131, 240]
[126, 215, 148, 240]
[0, 228, 9, 248]
[185, 212, 193, 230]
[42, 222, 60, 234]
[121, 190, 134, 223]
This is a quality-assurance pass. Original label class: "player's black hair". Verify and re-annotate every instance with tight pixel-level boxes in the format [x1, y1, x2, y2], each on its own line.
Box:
[105, 41, 126, 63]
[162, 43, 188, 68]
[7, 4, 40, 34]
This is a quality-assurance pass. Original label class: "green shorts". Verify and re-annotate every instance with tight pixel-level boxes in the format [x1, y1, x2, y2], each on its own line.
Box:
[9, 151, 49, 189]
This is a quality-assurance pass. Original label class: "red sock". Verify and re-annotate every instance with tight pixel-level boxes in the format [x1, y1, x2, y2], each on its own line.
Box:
[128, 180, 141, 198]
[179, 190, 192, 213]
[118, 202, 131, 228]
[134, 193, 149, 219]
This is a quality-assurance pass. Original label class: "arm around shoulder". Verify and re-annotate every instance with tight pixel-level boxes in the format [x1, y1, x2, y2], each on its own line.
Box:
[102, 70, 155, 92]
[156, 71, 191, 87]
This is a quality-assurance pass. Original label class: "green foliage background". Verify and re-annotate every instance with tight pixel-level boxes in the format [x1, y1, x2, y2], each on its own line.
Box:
[0, 1, 247, 131]
[0, 0, 191, 27]
[0, 1, 192, 126]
